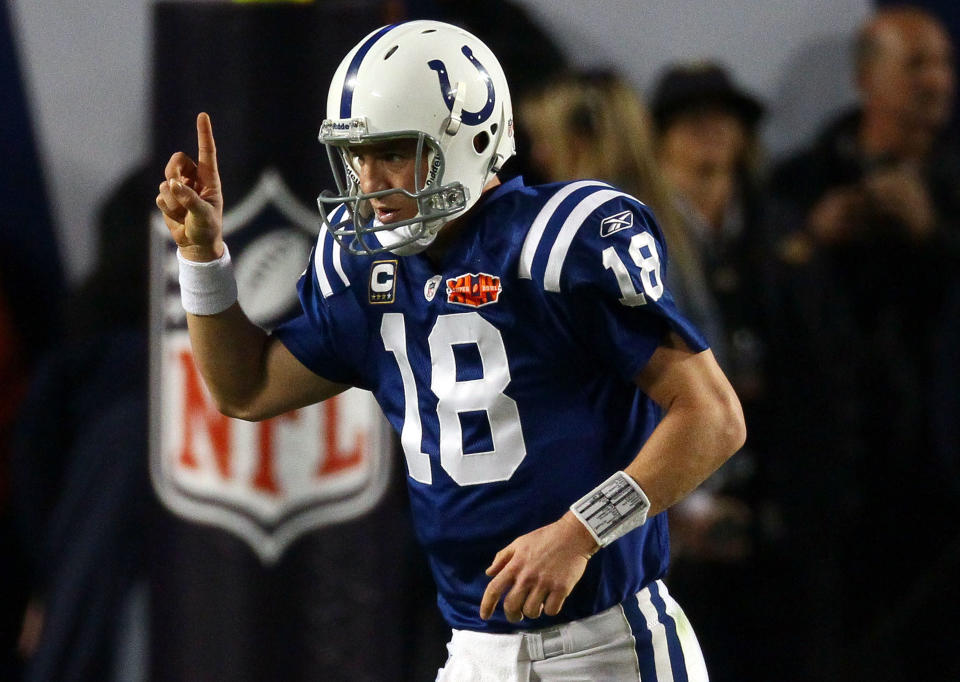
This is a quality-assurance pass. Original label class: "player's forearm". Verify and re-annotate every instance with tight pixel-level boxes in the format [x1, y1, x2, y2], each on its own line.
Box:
[625, 389, 745, 516]
[185, 302, 273, 419]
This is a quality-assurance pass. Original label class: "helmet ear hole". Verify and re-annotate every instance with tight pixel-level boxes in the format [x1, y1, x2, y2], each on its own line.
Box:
[473, 130, 490, 153]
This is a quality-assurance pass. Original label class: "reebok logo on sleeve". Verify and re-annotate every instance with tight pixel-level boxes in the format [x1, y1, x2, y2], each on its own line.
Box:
[600, 210, 633, 238]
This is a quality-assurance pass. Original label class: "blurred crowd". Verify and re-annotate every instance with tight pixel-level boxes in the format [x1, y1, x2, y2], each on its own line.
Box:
[520, 6, 960, 680]
[2, 1, 960, 681]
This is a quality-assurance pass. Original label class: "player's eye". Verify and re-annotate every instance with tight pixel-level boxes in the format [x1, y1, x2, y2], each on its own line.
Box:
[346, 150, 374, 173]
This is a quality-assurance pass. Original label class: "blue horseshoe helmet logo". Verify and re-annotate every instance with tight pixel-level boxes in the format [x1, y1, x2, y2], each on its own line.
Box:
[428, 46, 496, 126]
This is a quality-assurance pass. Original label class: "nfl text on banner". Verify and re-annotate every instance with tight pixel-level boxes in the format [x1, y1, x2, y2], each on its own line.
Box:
[150, 170, 391, 563]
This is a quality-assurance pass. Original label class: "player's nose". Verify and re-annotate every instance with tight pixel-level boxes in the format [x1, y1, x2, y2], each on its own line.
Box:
[358, 160, 389, 194]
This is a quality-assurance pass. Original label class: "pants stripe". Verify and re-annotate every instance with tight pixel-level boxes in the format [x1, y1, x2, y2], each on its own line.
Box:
[649, 581, 689, 682]
[657, 582, 710, 681]
[637, 583, 676, 681]
[621, 596, 660, 681]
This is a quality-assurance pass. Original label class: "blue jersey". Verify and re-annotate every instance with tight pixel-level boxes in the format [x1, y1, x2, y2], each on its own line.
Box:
[273, 177, 708, 632]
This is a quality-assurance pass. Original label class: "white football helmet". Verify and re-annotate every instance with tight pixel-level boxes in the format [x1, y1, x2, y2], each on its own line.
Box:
[317, 20, 515, 255]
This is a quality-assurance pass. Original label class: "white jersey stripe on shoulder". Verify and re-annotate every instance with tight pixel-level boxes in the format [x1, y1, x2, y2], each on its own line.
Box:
[636, 586, 677, 681]
[543, 189, 630, 292]
[518, 180, 610, 280]
[330, 203, 348, 234]
[315, 205, 350, 298]
[314, 228, 333, 298]
[332, 238, 349, 288]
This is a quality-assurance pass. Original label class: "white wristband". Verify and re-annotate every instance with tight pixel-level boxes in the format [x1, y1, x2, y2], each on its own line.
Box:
[570, 471, 651, 547]
[177, 243, 238, 316]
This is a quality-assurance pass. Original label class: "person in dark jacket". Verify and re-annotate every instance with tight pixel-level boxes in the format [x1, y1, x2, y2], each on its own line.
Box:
[765, 7, 960, 680]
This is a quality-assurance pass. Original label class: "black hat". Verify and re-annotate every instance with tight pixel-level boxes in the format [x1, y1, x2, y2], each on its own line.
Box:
[651, 61, 765, 130]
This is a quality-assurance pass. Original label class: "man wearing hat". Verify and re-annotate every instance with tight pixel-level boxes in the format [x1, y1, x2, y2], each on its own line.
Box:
[651, 61, 764, 239]
[649, 62, 775, 682]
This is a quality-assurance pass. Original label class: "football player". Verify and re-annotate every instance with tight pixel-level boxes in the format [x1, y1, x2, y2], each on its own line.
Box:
[156, 20, 745, 680]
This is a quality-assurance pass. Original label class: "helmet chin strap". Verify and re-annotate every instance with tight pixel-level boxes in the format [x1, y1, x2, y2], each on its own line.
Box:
[444, 81, 467, 136]
[373, 217, 437, 256]
[395, 78, 467, 251]
[439, 79, 500, 191]
[333, 81, 478, 256]
[439, 81, 466, 182]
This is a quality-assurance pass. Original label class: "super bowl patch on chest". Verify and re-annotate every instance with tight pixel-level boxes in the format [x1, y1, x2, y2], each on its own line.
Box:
[446, 272, 502, 308]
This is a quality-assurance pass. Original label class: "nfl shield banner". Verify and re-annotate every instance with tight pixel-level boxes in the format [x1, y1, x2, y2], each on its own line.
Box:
[150, 170, 391, 563]
[147, 6, 450, 679]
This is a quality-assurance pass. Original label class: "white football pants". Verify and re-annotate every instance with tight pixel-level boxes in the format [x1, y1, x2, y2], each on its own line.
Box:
[436, 580, 708, 681]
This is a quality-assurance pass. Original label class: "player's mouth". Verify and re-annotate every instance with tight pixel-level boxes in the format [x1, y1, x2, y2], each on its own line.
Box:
[374, 205, 402, 223]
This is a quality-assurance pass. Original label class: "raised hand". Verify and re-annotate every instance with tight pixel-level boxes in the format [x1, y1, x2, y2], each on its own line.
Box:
[156, 112, 225, 262]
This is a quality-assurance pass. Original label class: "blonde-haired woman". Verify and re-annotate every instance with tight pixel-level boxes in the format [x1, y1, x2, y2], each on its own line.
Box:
[519, 70, 722, 360]
[522, 69, 775, 682]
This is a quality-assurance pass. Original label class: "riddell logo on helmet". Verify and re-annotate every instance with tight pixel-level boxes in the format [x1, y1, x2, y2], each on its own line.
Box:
[425, 156, 442, 187]
[446, 272, 501, 307]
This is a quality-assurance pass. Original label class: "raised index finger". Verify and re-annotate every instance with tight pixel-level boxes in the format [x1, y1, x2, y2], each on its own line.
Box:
[196, 112, 219, 178]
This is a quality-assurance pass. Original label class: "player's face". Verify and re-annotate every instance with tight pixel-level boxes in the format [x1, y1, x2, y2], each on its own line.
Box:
[348, 139, 430, 224]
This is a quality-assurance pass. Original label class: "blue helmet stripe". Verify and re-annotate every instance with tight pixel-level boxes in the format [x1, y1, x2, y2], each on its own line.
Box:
[340, 24, 398, 119]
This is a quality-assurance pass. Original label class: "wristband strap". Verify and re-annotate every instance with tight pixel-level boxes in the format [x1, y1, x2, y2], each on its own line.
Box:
[177, 243, 238, 316]
[570, 471, 651, 547]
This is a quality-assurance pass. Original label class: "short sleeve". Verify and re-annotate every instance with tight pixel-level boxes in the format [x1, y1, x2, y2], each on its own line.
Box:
[543, 192, 708, 380]
[272, 245, 370, 388]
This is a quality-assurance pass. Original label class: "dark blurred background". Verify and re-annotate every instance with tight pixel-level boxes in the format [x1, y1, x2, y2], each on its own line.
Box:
[3, 1, 959, 680]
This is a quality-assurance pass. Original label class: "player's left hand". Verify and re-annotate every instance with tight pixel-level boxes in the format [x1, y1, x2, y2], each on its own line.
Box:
[480, 512, 599, 623]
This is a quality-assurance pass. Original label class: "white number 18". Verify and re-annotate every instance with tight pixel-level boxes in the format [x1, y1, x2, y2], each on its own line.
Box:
[602, 231, 664, 306]
[380, 312, 527, 487]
